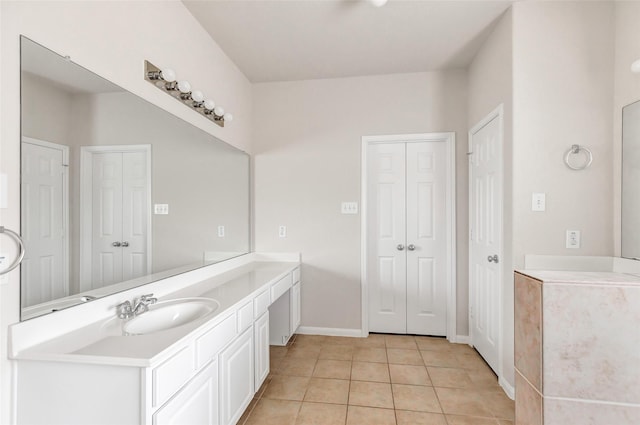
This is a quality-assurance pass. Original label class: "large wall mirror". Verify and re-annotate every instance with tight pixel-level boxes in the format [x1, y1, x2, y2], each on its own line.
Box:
[622, 99, 640, 260]
[20, 37, 250, 320]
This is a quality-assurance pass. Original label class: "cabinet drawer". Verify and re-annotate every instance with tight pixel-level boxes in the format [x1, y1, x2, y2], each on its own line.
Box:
[153, 345, 196, 408]
[271, 273, 292, 302]
[237, 300, 254, 333]
[254, 289, 270, 318]
[153, 359, 218, 425]
[292, 267, 300, 284]
[196, 313, 237, 369]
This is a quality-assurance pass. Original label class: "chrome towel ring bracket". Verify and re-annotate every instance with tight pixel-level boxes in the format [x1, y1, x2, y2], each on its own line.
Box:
[564, 144, 593, 170]
[0, 226, 26, 275]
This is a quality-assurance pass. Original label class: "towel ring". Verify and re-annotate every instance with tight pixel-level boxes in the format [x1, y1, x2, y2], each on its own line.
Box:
[564, 144, 592, 170]
[0, 226, 26, 275]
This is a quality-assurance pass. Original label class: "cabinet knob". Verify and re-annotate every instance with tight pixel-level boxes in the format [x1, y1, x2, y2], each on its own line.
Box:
[112, 242, 121, 247]
[397, 244, 405, 251]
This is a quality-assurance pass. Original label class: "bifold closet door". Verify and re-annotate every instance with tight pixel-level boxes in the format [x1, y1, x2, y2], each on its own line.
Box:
[367, 143, 408, 334]
[405, 142, 447, 336]
[367, 141, 448, 336]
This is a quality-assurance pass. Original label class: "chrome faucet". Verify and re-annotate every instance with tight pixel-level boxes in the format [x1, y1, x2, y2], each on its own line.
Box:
[116, 293, 157, 319]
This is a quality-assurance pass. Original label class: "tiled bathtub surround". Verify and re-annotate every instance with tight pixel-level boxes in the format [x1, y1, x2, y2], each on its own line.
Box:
[514, 271, 640, 425]
[238, 334, 514, 425]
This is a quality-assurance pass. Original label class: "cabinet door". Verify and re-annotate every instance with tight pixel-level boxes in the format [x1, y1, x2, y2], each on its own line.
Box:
[154, 359, 219, 425]
[219, 327, 254, 425]
[290, 282, 301, 334]
[254, 311, 270, 392]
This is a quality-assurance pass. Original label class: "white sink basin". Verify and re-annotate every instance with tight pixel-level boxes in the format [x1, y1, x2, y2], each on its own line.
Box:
[123, 298, 219, 335]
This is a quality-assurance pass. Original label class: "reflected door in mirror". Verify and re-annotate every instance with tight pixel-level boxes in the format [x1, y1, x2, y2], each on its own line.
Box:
[21, 138, 69, 307]
[81, 146, 151, 290]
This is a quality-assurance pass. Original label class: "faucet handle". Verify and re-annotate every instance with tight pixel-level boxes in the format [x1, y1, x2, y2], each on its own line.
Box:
[139, 294, 157, 304]
[116, 300, 133, 319]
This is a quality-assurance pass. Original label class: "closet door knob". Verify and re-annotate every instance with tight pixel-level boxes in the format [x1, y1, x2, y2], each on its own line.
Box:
[396, 244, 405, 251]
[407, 244, 416, 251]
[112, 242, 121, 247]
[122, 241, 129, 247]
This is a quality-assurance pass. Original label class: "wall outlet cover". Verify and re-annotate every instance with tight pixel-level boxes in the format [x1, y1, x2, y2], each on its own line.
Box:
[278, 225, 287, 238]
[532, 193, 546, 212]
[566, 230, 581, 249]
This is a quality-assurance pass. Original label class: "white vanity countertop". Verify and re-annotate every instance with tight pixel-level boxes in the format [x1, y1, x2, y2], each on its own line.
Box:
[13, 260, 299, 367]
[516, 269, 640, 286]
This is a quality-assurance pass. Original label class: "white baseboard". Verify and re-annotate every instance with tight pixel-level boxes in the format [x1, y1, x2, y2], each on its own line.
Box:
[453, 334, 471, 344]
[499, 376, 515, 400]
[296, 326, 363, 338]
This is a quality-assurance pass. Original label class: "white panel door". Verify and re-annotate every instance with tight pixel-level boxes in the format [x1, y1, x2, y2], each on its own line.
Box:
[21, 140, 68, 306]
[122, 151, 149, 280]
[469, 112, 503, 374]
[367, 143, 407, 334]
[406, 142, 448, 336]
[91, 152, 124, 288]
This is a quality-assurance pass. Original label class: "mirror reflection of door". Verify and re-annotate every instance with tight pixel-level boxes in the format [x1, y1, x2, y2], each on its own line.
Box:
[79, 145, 151, 291]
[21, 137, 69, 307]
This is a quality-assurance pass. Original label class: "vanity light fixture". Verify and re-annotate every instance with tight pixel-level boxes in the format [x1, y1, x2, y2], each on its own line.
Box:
[632, 59, 640, 74]
[144, 60, 230, 127]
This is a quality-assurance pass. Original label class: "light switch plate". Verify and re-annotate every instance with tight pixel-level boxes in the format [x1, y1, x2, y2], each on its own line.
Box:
[341, 202, 358, 214]
[154, 204, 169, 215]
[532, 193, 545, 212]
[278, 225, 287, 238]
[217, 225, 225, 237]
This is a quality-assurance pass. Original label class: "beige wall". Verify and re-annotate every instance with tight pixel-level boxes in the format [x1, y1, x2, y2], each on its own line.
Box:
[253, 71, 469, 333]
[613, 1, 640, 256]
[467, 9, 514, 388]
[512, 1, 615, 270]
[0, 2, 252, 422]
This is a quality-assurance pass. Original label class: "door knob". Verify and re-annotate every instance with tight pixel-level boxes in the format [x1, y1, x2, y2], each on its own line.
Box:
[112, 242, 122, 247]
[487, 254, 499, 263]
[121, 241, 129, 247]
[407, 244, 416, 251]
[397, 244, 405, 251]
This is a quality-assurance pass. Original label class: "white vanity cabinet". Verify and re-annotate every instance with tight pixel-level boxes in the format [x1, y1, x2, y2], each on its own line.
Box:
[12, 260, 301, 425]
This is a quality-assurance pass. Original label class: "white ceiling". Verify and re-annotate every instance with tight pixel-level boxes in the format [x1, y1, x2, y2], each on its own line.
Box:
[183, 0, 513, 83]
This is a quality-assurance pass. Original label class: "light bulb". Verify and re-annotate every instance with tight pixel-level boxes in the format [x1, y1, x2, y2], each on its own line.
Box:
[161, 68, 176, 82]
[203, 99, 215, 110]
[223, 113, 233, 122]
[370, 0, 388, 7]
[632, 59, 640, 74]
[177, 80, 191, 93]
[191, 90, 204, 102]
[213, 106, 225, 116]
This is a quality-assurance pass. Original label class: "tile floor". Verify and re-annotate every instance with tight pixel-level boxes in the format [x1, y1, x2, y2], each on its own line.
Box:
[238, 334, 514, 425]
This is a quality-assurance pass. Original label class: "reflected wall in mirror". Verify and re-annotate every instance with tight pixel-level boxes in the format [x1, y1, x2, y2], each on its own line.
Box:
[622, 99, 640, 259]
[20, 37, 250, 320]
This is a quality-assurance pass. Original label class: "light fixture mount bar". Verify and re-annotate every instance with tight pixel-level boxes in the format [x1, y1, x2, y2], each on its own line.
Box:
[144, 60, 226, 128]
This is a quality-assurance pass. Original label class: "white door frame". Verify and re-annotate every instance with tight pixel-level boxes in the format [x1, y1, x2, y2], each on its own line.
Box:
[361, 132, 457, 340]
[21, 136, 70, 299]
[468, 104, 504, 381]
[79, 145, 152, 289]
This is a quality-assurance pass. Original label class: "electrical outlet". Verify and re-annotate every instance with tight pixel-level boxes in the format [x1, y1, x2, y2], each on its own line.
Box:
[278, 225, 287, 238]
[217, 225, 225, 237]
[566, 230, 581, 248]
[154, 204, 169, 215]
[341, 202, 359, 214]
